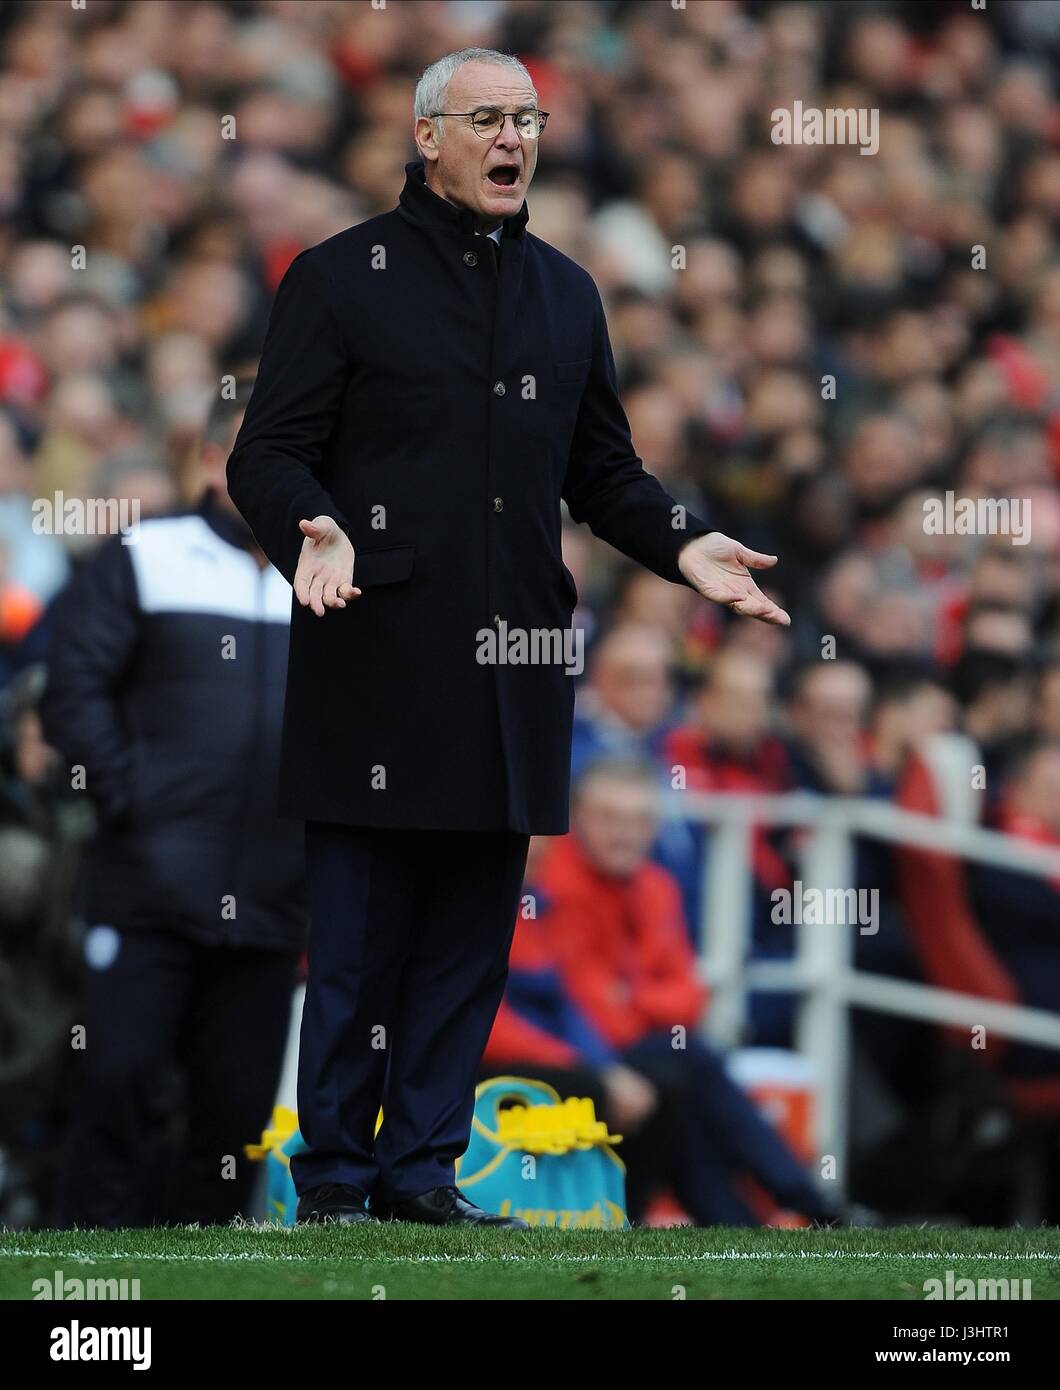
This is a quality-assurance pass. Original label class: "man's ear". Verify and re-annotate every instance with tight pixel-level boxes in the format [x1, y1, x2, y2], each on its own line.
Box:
[414, 116, 440, 164]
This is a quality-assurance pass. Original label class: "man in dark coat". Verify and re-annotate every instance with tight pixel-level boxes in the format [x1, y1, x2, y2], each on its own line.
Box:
[41, 384, 304, 1228]
[226, 46, 788, 1227]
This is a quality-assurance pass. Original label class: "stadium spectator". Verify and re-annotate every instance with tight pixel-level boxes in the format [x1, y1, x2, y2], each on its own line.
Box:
[662, 646, 793, 966]
[950, 649, 1035, 811]
[868, 669, 959, 788]
[503, 757, 837, 1226]
[971, 740, 1060, 1075]
[571, 623, 676, 779]
[785, 660, 881, 796]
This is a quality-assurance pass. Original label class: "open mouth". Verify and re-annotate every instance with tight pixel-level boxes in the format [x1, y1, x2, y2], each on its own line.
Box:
[487, 165, 520, 187]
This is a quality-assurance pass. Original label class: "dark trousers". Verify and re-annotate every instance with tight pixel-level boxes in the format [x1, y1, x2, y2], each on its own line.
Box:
[624, 1033, 826, 1225]
[291, 822, 530, 1203]
[51, 927, 298, 1229]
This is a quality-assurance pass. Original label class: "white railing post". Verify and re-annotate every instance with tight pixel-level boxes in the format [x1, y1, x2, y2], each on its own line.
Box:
[795, 816, 856, 1201]
[700, 817, 754, 1047]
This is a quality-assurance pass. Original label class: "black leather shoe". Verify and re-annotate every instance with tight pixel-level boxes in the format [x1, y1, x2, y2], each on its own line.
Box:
[374, 1185, 528, 1229]
[296, 1182, 372, 1224]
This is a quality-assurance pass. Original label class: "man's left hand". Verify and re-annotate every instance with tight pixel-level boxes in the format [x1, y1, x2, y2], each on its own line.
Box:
[677, 532, 791, 626]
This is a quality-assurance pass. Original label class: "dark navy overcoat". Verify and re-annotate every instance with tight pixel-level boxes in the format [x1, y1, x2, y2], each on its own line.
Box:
[227, 159, 708, 833]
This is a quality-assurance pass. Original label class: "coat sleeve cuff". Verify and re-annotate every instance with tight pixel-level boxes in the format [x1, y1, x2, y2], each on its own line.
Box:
[660, 515, 713, 587]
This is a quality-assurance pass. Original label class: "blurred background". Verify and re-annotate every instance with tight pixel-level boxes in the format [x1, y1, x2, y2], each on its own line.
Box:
[2, 0, 1060, 1231]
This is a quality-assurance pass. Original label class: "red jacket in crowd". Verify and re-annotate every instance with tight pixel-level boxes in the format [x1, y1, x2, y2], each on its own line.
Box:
[532, 832, 708, 1050]
[484, 890, 590, 1069]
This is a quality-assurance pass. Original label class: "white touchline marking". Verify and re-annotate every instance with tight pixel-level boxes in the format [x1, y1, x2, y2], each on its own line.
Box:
[2, 1249, 1059, 1264]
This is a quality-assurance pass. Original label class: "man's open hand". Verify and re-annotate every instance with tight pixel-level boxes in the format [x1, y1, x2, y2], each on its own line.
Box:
[677, 532, 791, 626]
[294, 516, 360, 617]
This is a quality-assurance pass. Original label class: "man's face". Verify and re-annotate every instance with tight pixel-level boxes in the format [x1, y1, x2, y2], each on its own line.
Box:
[594, 630, 673, 734]
[792, 665, 871, 745]
[573, 775, 658, 880]
[698, 654, 773, 754]
[416, 61, 539, 228]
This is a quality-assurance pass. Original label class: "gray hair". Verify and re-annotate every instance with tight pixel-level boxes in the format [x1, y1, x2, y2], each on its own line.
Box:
[413, 47, 536, 136]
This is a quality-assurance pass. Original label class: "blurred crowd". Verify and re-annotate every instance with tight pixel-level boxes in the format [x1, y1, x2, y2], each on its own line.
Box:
[2, 0, 1060, 1228]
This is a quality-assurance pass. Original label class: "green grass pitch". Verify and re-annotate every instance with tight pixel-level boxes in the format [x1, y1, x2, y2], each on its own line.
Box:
[2, 1226, 1058, 1300]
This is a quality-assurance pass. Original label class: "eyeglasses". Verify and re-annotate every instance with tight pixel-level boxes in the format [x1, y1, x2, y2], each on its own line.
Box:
[428, 107, 549, 140]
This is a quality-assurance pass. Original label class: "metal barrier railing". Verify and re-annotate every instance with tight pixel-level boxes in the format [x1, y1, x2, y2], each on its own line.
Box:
[664, 790, 1060, 1196]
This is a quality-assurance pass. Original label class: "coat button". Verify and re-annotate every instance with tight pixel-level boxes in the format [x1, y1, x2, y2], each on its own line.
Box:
[493, 381, 506, 396]
[463, 251, 478, 267]
[492, 497, 504, 512]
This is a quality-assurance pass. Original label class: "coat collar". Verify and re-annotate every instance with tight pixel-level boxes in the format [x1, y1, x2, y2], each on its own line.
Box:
[396, 159, 529, 241]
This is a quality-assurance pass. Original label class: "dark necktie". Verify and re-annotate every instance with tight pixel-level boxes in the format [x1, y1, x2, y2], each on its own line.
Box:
[486, 235, 501, 270]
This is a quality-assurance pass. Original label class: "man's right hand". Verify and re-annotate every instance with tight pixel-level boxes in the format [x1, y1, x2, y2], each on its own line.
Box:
[294, 516, 360, 617]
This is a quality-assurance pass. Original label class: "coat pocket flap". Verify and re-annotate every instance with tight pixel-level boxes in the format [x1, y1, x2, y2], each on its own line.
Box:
[353, 543, 416, 587]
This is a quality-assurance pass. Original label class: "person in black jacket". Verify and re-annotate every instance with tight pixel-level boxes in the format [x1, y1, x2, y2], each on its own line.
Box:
[40, 383, 305, 1228]
[226, 48, 789, 1228]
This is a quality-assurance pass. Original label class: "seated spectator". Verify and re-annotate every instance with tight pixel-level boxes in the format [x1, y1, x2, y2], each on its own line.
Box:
[485, 758, 836, 1227]
[785, 659, 884, 796]
[949, 650, 1034, 812]
[664, 646, 792, 805]
[571, 621, 699, 907]
[869, 669, 959, 790]
[571, 624, 676, 779]
[609, 564, 709, 685]
[662, 648, 794, 1016]
[784, 658, 913, 980]
[971, 740, 1060, 1078]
